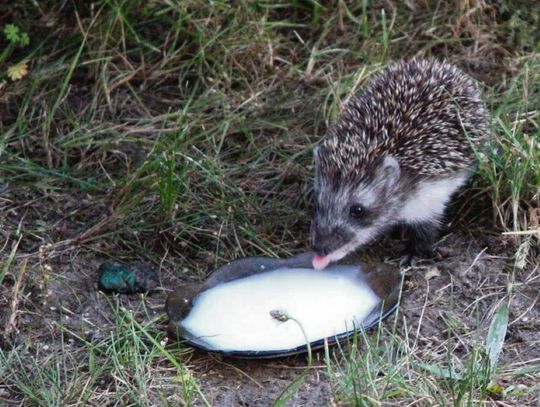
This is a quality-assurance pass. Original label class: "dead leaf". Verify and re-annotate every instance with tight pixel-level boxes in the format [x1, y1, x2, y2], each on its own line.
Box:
[424, 266, 441, 280]
[7, 61, 29, 81]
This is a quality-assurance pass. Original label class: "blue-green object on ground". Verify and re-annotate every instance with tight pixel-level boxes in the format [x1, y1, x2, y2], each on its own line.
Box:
[97, 261, 158, 294]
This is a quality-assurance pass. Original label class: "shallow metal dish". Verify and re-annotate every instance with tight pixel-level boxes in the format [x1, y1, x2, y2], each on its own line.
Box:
[166, 252, 401, 358]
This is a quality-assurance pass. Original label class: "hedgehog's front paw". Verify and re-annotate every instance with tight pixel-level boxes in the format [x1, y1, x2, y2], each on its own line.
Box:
[399, 252, 432, 267]
[399, 253, 419, 267]
[399, 247, 439, 267]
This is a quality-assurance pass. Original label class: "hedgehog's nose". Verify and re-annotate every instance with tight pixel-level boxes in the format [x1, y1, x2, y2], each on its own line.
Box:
[312, 242, 330, 256]
[312, 229, 332, 256]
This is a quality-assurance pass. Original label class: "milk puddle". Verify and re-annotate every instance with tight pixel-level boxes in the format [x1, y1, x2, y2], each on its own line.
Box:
[181, 266, 380, 352]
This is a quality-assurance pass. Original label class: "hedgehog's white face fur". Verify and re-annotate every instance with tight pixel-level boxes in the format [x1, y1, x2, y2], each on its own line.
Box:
[312, 153, 401, 265]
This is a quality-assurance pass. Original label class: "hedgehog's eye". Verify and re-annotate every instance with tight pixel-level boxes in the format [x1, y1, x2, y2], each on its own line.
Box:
[349, 204, 366, 219]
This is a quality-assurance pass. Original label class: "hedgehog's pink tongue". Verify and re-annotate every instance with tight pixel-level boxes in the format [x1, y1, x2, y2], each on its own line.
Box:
[312, 254, 331, 270]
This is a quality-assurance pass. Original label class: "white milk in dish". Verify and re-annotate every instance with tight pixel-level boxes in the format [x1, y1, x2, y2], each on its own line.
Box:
[181, 266, 380, 352]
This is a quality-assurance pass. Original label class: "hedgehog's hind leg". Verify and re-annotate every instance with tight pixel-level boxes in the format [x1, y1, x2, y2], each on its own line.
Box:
[399, 222, 440, 266]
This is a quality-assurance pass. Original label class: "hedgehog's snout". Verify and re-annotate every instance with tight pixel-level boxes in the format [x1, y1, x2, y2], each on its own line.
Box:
[312, 241, 330, 256]
[312, 226, 353, 257]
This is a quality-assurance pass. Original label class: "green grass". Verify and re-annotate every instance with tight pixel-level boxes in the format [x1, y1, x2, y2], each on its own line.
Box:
[1, 0, 539, 405]
[0, 297, 206, 406]
[325, 299, 520, 406]
[481, 61, 540, 230]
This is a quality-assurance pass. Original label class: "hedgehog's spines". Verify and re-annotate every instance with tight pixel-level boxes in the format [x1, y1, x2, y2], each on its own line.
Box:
[316, 57, 488, 187]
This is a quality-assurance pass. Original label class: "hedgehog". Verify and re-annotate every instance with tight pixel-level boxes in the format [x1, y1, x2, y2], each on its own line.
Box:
[311, 58, 488, 270]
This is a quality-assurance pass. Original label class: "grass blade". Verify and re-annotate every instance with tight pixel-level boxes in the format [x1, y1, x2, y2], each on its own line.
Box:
[486, 304, 509, 375]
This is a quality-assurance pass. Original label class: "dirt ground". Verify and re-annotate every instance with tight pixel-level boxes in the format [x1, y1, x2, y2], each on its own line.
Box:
[2, 184, 538, 406]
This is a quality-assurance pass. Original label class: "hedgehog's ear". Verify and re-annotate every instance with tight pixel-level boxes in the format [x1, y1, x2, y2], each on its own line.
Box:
[377, 155, 400, 194]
